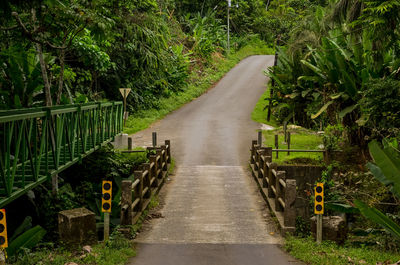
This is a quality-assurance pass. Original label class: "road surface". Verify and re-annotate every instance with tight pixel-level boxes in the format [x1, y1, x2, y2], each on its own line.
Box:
[127, 55, 301, 265]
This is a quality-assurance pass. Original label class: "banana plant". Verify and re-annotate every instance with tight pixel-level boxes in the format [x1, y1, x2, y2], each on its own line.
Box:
[0, 46, 44, 109]
[355, 140, 400, 239]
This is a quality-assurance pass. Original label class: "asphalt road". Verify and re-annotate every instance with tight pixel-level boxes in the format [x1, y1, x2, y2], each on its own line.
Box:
[128, 55, 301, 265]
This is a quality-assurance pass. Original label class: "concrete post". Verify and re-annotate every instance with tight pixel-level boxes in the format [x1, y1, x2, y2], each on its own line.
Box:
[165, 140, 171, 163]
[128, 137, 133, 151]
[143, 164, 151, 199]
[150, 155, 158, 187]
[258, 131, 263, 147]
[268, 163, 277, 198]
[284, 179, 297, 227]
[152, 132, 157, 147]
[275, 171, 285, 212]
[120, 180, 133, 225]
[251, 140, 258, 164]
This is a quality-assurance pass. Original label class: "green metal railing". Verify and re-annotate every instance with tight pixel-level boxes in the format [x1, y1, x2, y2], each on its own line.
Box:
[0, 102, 123, 207]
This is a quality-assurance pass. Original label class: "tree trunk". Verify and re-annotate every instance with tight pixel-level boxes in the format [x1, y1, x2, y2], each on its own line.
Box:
[56, 48, 66, 105]
[35, 43, 53, 106]
[31, 8, 52, 107]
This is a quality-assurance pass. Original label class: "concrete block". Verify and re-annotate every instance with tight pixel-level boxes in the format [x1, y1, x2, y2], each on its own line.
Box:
[112, 133, 128, 149]
[58, 208, 97, 246]
[311, 215, 347, 244]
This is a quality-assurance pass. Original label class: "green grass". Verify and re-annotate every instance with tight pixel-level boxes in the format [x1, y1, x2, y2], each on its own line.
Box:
[251, 84, 278, 127]
[251, 85, 323, 164]
[11, 235, 135, 265]
[262, 126, 324, 164]
[124, 42, 274, 134]
[285, 236, 400, 265]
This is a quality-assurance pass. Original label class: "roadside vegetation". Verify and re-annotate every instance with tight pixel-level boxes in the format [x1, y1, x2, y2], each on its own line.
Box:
[0, 0, 276, 263]
[125, 38, 273, 134]
[285, 236, 400, 265]
[253, 0, 400, 264]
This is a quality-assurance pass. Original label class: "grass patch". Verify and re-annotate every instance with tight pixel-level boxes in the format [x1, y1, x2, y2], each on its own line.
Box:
[251, 84, 278, 127]
[124, 41, 274, 134]
[11, 233, 135, 265]
[251, 81, 324, 165]
[285, 236, 400, 265]
[262, 126, 323, 164]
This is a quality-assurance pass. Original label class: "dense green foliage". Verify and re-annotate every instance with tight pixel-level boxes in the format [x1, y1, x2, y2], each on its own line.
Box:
[0, 0, 274, 113]
[266, 0, 400, 148]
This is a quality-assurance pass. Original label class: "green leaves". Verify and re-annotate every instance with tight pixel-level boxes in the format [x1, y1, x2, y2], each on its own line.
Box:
[7, 225, 46, 257]
[311, 101, 333, 119]
[354, 140, 400, 240]
[325, 202, 359, 214]
[367, 140, 400, 198]
[355, 200, 400, 240]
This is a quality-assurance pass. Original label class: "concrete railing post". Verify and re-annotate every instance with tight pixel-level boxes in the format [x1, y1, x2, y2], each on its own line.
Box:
[268, 163, 277, 198]
[161, 145, 168, 171]
[121, 180, 133, 225]
[156, 149, 163, 179]
[275, 171, 285, 212]
[284, 179, 297, 227]
[150, 155, 158, 187]
[251, 140, 258, 164]
[134, 171, 144, 212]
[165, 140, 171, 163]
[143, 163, 151, 199]
[258, 149, 266, 179]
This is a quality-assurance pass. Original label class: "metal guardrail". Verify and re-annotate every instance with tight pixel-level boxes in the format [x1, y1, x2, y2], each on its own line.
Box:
[120, 140, 171, 225]
[0, 102, 123, 207]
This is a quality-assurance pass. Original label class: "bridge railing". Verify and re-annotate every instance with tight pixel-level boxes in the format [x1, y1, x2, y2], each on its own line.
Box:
[120, 140, 171, 225]
[250, 141, 297, 228]
[0, 102, 123, 206]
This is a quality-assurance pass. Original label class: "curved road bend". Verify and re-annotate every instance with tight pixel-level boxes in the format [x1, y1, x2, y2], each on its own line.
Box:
[128, 55, 301, 265]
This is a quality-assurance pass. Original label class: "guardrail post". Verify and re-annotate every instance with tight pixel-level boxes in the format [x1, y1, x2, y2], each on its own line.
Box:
[128, 137, 133, 151]
[287, 132, 291, 156]
[165, 140, 171, 163]
[268, 163, 277, 198]
[284, 179, 297, 227]
[275, 171, 285, 212]
[121, 180, 133, 225]
[143, 163, 151, 199]
[152, 132, 157, 147]
[258, 131, 263, 147]
[275, 135, 279, 159]
[149, 155, 158, 188]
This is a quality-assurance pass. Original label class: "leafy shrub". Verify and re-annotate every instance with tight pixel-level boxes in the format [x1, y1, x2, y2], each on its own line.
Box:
[360, 78, 400, 139]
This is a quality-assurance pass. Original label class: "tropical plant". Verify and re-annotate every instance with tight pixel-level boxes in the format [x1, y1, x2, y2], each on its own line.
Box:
[354, 140, 400, 239]
[6, 216, 46, 257]
[0, 46, 44, 109]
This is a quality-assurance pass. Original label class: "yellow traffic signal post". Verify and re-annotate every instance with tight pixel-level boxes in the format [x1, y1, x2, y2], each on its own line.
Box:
[314, 183, 324, 244]
[0, 209, 7, 265]
[102, 181, 112, 241]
